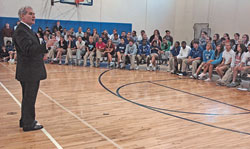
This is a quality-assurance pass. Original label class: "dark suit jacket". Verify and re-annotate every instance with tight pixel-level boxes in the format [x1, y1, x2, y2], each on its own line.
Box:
[13, 23, 48, 82]
[53, 25, 63, 33]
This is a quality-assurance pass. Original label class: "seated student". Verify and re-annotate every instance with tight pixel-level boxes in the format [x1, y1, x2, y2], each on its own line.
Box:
[104, 39, 115, 67]
[84, 36, 96, 67]
[101, 32, 109, 44]
[221, 44, 246, 87]
[176, 41, 191, 73]
[0, 45, 9, 62]
[131, 30, 138, 43]
[75, 27, 84, 38]
[212, 33, 221, 46]
[223, 33, 231, 42]
[110, 29, 119, 40]
[95, 37, 106, 67]
[216, 42, 235, 82]
[6, 41, 16, 64]
[179, 40, 202, 76]
[150, 35, 161, 47]
[48, 34, 58, 62]
[160, 38, 171, 64]
[137, 30, 146, 42]
[163, 30, 173, 45]
[124, 32, 132, 45]
[199, 31, 208, 49]
[112, 33, 120, 47]
[37, 33, 43, 44]
[242, 34, 250, 47]
[149, 40, 161, 71]
[169, 41, 181, 74]
[2, 23, 13, 46]
[220, 37, 226, 49]
[103, 29, 111, 39]
[121, 39, 137, 70]
[138, 34, 150, 47]
[82, 32, 89, 43]
[55, 31, 61, 41]
[228, 44, 250, 87]
[86, 28, 91, 37]
[136, 39, 151, 70]
[120, 31, 126, 40]
[92, 28, 99, 43]
[205, 36, 216, 50]
[199, 44, 223, 82]
[75, 36, 86, 66]
[149, 29, 162, 43]
[193, 43, 214, 79]
[65, 35, 76, 65]
[232, 33, 240, 51]
[116, 38, 126, 68]
[54, 35, 67, 65]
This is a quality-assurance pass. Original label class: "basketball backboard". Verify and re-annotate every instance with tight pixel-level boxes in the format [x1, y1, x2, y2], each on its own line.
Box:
[60, 0, 93, 6]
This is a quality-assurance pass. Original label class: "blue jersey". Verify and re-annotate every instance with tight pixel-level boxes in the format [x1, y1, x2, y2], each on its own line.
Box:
[116, 43, 126, 53]
[189, 47, 203, 59]
[151, 45, 160, 54]
[138, 44, 151, 56]
[203, 50, 214, 63]
[170, 46, 181, 57]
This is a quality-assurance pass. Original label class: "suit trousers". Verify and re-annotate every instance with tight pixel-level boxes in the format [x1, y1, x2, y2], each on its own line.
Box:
[20, 81, 40, 126]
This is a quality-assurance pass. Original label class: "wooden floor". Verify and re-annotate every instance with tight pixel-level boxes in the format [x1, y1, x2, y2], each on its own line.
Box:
[1, 62, 250, 149]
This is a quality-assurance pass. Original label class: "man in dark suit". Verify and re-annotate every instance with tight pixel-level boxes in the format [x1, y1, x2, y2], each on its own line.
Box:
[13, 6, 56, 132]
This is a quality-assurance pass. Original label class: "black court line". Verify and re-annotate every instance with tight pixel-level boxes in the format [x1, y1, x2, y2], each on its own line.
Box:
[98, 69, 250, 136]
[99, 70, 250, 116]
[116, 81, 250, 116]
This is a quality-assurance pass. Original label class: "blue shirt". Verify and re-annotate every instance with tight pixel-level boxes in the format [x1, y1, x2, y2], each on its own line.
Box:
[151, 45, 160, 54]
[210, 51, 223, 65]
[6, 45, 14, 52]
[138, 44, 151, 56]
[189, 47, 203, 59]
[116, 43, 126, 53]
[203, 50, 214, 63]
[203, 43, 216, 51]
[170, 46, 181, 57]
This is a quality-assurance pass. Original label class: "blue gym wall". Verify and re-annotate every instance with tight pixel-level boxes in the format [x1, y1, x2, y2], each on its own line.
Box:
[0, 16, 132, 46]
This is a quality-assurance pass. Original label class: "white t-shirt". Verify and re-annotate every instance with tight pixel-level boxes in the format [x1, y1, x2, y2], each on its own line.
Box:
[242, 51, 250, 66]
[177, 46, 191, 59]
[222, 49, 235, 67]
[76, 40, 85, 50]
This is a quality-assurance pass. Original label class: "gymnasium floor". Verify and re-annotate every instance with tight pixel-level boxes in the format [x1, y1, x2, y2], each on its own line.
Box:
[1, 62, 250, 149]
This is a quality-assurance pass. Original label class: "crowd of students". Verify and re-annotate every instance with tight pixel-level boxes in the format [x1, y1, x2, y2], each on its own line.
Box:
[1, 21, 250, 88]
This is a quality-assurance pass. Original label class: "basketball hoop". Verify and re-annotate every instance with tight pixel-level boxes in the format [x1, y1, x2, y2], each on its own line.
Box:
[75, 0, 84, 7]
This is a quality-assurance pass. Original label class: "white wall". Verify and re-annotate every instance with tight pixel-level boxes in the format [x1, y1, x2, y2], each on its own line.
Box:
[1, 0, 250, 44]
[0, 0, 176, 38]
[174, 0, 250, 43]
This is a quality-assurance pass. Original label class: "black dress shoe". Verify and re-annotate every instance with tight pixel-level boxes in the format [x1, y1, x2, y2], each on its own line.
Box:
[20, 120, 37, 128]
[23, 124, 43, 132]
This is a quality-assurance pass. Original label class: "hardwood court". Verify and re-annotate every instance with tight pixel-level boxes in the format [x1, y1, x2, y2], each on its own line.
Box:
[1, 62, 250, 149]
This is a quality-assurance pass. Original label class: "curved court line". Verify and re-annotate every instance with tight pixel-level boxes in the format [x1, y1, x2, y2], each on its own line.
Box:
[98, 69, 250, 136]
[99, 70, 250, 116]
[117, 81, 250, 115]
